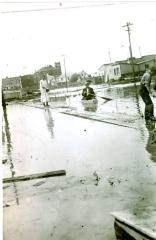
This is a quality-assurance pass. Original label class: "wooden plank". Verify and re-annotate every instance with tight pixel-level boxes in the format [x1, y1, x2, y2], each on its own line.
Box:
[112, 208, 156, 240]
[3, 170, 66, 183]
[115, 220, 151, 240]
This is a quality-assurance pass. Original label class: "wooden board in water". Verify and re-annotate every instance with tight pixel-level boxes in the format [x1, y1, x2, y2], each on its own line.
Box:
[3, 170, 66, 183]
[112, 207, 156, 240]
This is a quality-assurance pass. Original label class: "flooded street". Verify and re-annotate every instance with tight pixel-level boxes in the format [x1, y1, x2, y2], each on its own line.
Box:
[3, 83, 156, 240]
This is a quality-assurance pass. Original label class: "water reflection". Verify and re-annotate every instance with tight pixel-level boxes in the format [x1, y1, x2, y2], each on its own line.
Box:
[145, 121, 156, 162]
[133, 85, 145, 140]
[134, 85, 144, 118]
[3, 107, 19, 205]
[105, 84, 140, 100]
[43, 108, 54, 138]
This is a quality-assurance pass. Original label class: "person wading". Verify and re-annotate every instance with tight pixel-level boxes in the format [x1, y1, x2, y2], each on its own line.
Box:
[139, 69, 156, 122]
[40, 75, 50, 107]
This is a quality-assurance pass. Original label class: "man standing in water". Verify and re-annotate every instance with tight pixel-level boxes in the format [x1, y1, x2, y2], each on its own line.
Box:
[139, 69, 156, 122]
[40, 75, 50, 107]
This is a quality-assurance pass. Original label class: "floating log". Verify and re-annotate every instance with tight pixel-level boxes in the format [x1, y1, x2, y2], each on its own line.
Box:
[3, 170, 66, 183]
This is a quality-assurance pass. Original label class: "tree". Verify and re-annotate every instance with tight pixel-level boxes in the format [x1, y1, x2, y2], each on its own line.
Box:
[70, 73, 80, 83]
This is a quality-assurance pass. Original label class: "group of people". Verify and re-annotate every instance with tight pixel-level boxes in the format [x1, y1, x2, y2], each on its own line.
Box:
[82, 70, 156, 123]
[39, 71, 156, 123]
[39, 75, 96, 107]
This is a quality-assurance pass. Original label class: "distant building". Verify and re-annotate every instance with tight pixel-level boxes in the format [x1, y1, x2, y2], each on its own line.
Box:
[35, 65, 56, 82]
[47, 73, 67, 87]
[111, 62, 139, 80]
[2, 62, 63, 100]
[36, 63, 62, 80]
[2, 76, 22, 91]
[135, 54, 156, 63]
[2, 74, 40, 99]
[137, 58, 156, 73]
[54, 62, 62, 76]
[80, 70, 88, 79]
[47, 74, 56, 87]
[98, 63, 114, 82]
[2, 76, 22, 99]
[98, 54, 156, 82]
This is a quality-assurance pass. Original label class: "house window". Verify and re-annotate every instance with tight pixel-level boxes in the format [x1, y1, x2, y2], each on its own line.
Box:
[116, 67, 120, 75]
[114, 67, 120, 76]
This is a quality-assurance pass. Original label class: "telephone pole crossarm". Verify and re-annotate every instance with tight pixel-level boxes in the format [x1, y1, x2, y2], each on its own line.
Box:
[122, 22, 135, 80]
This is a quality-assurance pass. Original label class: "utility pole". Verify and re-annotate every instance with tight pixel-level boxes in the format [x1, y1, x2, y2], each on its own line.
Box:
[62, 54, 68, 95]
[108, 51, 112, 86]
[108, 51, 112, 64]
[122, 22, 135, 81]
[138, 46, 142, 57]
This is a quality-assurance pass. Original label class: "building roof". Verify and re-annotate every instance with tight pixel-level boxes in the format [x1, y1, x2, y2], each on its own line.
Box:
[98, 63, 111, 71]
[135, 54, 156, 64]
[115, 60, 129, 64]
[112, 62, 138, 66]
[98, 54, 156, 70]
[136, 58, 156, 65]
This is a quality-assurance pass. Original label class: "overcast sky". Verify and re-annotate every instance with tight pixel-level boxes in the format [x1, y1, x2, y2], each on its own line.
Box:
[0, 1, 156, 78]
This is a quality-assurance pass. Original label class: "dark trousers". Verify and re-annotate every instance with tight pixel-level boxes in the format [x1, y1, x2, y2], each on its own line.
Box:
[82, 95, 95, 100]
[139, 84, 154, 120]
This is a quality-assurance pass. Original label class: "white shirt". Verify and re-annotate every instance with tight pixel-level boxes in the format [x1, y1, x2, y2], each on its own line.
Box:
[40, 79, 48, 91]
[141, 72, 151, 85]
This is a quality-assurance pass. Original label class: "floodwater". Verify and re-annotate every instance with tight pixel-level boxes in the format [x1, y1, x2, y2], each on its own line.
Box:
[2, 83, 156, 240]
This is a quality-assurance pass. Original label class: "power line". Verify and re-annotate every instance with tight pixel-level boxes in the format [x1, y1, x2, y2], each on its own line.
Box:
[1, 2, 118, 13]
[1, 0, 156, 2]
[1, 1, 155, 14]
[0, 1, 112, 2]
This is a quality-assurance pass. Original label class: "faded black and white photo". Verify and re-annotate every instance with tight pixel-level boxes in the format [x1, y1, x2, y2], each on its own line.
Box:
[1, 1, 156, 239]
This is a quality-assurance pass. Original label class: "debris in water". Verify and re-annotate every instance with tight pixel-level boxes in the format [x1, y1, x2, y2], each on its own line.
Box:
[80, 179, 85, 184]
[93, 171, 98, 178]
[2, 159, 7, 164]
[118, 179, 121, 184]
[3, 203, 10, 208]
[3, 185, 10, 189]
[93, 171, 100, 186]
[108, 178, 114, 186]
[50, 226, 56, 237]
[33, 181, 45, 187]
[138, 196, 145, 201]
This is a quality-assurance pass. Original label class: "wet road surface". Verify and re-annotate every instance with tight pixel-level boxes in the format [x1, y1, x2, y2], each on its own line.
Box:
[2, 83, 156, 240]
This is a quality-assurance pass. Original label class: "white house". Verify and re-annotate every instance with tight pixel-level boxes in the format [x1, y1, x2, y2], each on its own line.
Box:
[97, 54, 156, 82]
[98, 63, 115, 82]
